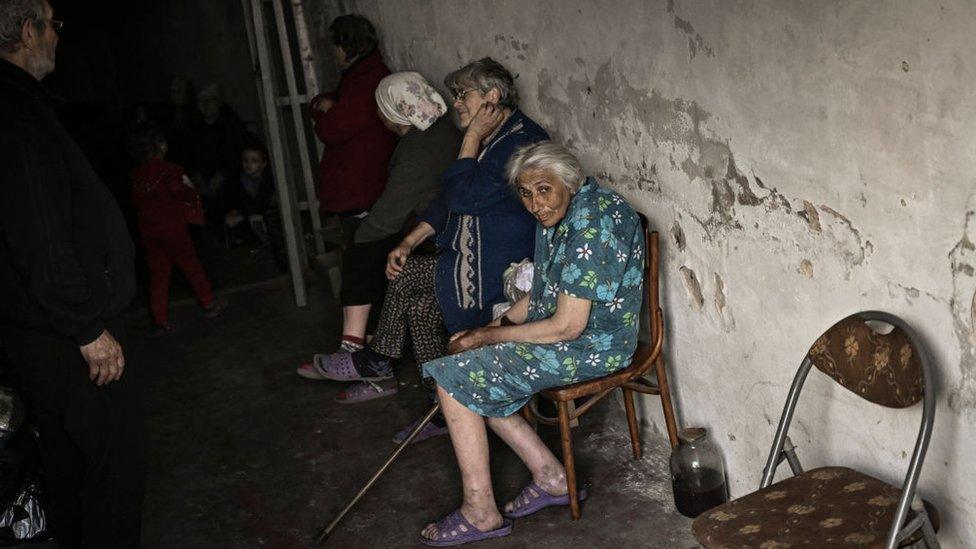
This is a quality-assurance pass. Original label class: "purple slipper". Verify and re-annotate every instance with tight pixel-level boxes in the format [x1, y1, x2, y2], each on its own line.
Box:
[308, 352, 389, 382]
[334, 378, 398, 404]
[392, 415, 449, 444]
[502, 481, 588, 519]
[420, 509, 512, 547]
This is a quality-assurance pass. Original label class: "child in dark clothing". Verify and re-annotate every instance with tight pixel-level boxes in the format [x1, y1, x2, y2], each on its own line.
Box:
[223, 143, 273, 244]
[222, 143, 287, 271]
[129, 121, 226, 336]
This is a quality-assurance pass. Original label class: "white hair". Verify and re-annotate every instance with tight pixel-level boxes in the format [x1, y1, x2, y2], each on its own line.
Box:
[506, 141, 586, 194]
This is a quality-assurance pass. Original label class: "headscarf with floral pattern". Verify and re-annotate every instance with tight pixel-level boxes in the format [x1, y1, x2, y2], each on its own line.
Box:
[374, 71, 447, 131]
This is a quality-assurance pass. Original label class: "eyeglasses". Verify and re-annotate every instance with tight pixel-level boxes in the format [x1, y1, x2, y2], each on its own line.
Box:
[47, 19, 64, 31]
[452, 88, 477, 102]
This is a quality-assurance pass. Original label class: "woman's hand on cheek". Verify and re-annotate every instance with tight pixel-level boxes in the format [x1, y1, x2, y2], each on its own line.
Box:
[466, 103, 505, 141]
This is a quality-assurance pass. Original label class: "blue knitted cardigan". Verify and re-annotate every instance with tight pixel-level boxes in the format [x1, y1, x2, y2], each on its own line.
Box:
[418, 109, 548, 333]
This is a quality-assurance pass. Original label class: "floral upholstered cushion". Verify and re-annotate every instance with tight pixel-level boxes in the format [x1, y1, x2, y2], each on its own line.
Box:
[807, 316, 923, 408]
[692, 466, 937, 548]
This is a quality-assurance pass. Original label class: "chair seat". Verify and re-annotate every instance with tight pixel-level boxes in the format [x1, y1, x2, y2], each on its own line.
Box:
[692, 466, 939, 548]
[540, 342, 655, 401]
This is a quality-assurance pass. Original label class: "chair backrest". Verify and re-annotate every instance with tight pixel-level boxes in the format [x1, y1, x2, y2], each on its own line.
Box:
[637, 214, 661, 348]
[806, 314, 924, 408]
[761, 311, 936, 548]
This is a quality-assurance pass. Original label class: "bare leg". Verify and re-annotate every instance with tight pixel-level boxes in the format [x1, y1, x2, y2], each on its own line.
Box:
[421, 386, 503, 540]
[486, 414, 568, 512]
[341, 304, 370, 340]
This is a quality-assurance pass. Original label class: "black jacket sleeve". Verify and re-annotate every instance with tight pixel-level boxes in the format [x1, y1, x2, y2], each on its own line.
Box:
[0, 122, 105, 344]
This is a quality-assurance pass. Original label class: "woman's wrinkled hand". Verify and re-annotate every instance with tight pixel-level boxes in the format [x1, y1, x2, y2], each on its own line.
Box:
[386, 243, 412, 280]
[465, 102, 505, 142]
[447, 327, 491, 355]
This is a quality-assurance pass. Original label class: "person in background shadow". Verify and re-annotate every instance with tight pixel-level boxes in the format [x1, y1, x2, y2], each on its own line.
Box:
[0, 1, 145, 545]
[221, 141, 287, 272]
[151, 75, 199, 167]
[184, 82, 246, 201]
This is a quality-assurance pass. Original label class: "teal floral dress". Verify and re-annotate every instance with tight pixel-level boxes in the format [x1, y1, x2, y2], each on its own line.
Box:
[421, 178, 644, 417]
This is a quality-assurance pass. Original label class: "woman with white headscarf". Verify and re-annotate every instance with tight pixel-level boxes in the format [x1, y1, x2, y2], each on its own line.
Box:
[298, 72, 462, 402]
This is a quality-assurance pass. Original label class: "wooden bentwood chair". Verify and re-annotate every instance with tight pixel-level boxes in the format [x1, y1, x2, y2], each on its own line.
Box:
[520, 222, 679, 520]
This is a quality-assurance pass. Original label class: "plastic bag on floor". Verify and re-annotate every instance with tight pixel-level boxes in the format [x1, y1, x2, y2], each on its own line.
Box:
[0, 470, 47, 542]
[0, 386, 25, 446]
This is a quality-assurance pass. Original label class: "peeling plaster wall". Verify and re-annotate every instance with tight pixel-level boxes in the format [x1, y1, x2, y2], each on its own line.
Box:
[305, 1, 976, 544]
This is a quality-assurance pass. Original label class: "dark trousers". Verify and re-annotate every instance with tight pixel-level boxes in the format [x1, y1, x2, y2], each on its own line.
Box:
[339, 234, 401, 308]
[1, 319, 147, 548]
[337, 214, 398, 333]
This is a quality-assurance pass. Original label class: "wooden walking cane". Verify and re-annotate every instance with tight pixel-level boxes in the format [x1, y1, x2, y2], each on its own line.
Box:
[313, 403, 442, 545]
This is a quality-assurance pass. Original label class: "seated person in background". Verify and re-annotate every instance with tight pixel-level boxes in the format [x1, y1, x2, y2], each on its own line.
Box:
[129, 121, 226, 336]
[223, 143, 273, 243]
[300, 58, 548, 438]
[297, 71, 460, 391]
[418, 142, 645, 545]
[184, 83, 246, 199]
[222, 142, 286, 269]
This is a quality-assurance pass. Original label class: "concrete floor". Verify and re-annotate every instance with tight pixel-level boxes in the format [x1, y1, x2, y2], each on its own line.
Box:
[131, 277, 696, 548]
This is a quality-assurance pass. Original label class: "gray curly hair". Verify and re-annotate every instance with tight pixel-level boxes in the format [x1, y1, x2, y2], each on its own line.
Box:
[444, 57, 519, 109]
[0, 0, 44, 55]
[506, 141, 587, 194]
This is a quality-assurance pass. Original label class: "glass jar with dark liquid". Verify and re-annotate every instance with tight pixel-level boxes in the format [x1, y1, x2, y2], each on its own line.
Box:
[669, 427, 728, 518]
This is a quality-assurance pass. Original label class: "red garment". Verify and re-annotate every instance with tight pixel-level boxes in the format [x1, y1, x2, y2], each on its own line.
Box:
[311, 51, 397, 213]
[131, 159, 214, 325]
[144, 228, 214, 325]
[131, 159, 201, 235]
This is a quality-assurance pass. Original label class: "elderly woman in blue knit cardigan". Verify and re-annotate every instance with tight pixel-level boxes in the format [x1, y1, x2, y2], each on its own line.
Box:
[308, 58, 549, 427]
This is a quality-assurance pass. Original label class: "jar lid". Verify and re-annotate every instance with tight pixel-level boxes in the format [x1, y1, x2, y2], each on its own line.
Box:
[678, 427, 706, 443]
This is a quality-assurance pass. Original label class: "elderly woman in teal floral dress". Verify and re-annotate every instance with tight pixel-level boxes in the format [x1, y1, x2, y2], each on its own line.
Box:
[418, 142, 645, 546]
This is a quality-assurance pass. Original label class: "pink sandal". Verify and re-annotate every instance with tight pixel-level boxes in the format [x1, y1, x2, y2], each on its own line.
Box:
[296, 352, 389, 382]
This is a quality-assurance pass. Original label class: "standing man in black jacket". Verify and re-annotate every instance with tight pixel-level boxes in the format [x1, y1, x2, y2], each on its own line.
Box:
[0, 1, 146, 546]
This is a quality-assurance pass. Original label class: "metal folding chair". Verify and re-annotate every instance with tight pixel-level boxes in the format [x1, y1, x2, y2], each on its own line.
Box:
[693, 311, 940, 548]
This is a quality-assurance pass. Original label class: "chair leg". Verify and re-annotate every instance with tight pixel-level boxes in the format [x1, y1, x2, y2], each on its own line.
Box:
[566, 399, 580, 428]
[622, 387, 642, 459]
[654, 355, 679, 448]
[557, 400, 581, 520]
[920, 515, 940, 548]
